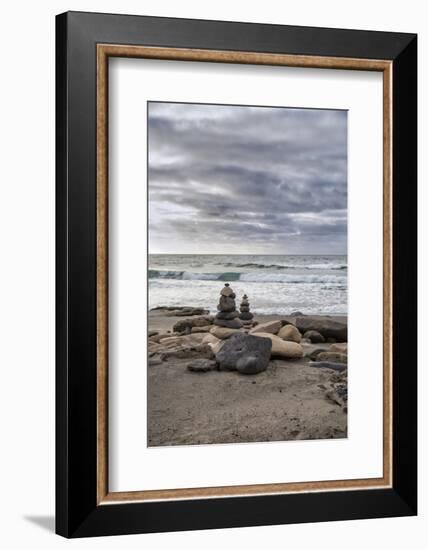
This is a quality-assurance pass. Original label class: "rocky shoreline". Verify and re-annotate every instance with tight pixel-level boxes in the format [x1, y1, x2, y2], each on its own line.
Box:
[148, 286, 348, 446]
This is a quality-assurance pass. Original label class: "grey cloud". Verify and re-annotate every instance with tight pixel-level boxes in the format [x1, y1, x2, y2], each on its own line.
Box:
[148, 102, 347, 254]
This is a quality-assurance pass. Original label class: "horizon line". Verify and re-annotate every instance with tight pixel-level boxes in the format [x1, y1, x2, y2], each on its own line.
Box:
[148, 253, 347, 256]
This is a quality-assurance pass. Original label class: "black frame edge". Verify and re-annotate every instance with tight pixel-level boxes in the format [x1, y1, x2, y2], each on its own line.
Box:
[71, 489, 415, 538]
[65, 10, 416, 60]
[392, 35, 418, 515]
[55, 11, 418, 538]
[55, 11, 69, 538]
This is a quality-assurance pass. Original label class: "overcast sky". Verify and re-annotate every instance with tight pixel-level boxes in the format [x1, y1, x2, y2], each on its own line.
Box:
[148, 102, 347, 255]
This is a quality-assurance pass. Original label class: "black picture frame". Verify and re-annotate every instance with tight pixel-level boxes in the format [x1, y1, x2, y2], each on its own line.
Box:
[56, 11, 417, 538]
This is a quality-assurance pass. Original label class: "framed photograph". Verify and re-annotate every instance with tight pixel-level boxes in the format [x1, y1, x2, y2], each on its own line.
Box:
[56, 11, 417, 537]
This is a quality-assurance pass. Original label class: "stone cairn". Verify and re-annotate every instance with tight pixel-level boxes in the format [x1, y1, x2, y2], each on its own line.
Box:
[214, 284, 243, 329]
[239, 293, 254, 327]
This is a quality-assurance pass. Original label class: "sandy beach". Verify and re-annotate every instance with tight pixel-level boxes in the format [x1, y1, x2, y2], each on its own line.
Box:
[147, 310, 348, 447]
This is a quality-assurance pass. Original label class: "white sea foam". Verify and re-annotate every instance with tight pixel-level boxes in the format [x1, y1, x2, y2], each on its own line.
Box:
[239, 272, 346, 284]
[149, 269, 346, 285]
[148, 254, 347, 316]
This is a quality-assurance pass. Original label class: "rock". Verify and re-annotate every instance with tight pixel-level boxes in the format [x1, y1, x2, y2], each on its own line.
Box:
[295, 316, 347, 342]
[202, 333, 225, 354]
[158, 335, 184, 345]
[148, 332, 170, 343]
[317, 352, 347, 364]
[278, 324, 302, 343]
[250, 320, 282, 335]
[193, 315, 215, 326]
[236, 355, 268, 375]
[290, 311, 304, 316]
[202, 333, 221, 344]
[303, 330, 325, 343]
[240, 313, 254, 321]
[154, 333, 215, 360]
[148, 330, 159, 337]
[218, 295, 236, 312]
[214, 284, 242, 329]
[309, 361, 347, 372]
[210, 326, 243, 339]
[210, 340, 225, 354]
[216, 333, 272, 372]
[216, 311, 240, 320]
[191, 325, 212, 333]
[187, 359, 217, 372]
[148, 342, 163, 355]
[317, 351, 348, 365]
[306, 348, 327, 361]
[173, 315, 214, 333]
[151, 306, 209, 316]
[172, 333, 206, 345]
[239, 294, 254, 322]
[220, 284, 235, 297]
[194, 343, 215, 359]
[214, 318, 243, 329]
[202, 334, 226, 355]
[329, 343, 348, 354]
[170, 307, 210, 317]
[326, 337, 336, 343]
[160, 342, 214, 361]
[252, 333, 303, 358]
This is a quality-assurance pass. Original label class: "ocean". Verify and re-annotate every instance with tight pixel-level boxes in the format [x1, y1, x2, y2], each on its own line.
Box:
[148, 254, 347, 316]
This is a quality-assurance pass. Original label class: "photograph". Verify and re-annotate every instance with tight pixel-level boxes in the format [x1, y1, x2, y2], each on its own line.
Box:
[49, 6, 417, 540]
[0, 2, 419, 543]
[147, 101, 348, 446]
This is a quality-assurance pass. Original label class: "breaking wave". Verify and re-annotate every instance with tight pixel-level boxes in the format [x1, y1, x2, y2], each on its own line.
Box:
[223, 262, 347, 270]
[148, 270, 346, 284]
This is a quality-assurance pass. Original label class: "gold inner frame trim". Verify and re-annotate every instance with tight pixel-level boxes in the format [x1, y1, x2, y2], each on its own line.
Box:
[96, 44, 393, 505]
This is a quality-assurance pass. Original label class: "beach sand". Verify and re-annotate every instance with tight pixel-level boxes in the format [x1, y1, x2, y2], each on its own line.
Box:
[147, 312, 347, 447]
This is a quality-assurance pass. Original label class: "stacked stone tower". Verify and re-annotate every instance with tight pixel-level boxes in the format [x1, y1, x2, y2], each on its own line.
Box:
[239, 293, 254, 327]
[214, 284, 243, 329]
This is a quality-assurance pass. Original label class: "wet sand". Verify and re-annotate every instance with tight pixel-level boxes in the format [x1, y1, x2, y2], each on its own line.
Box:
[147, 312, 347, 447]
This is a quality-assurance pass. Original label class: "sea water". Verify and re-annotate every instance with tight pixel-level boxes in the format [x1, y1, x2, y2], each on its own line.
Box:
[148, 254, 347, 316]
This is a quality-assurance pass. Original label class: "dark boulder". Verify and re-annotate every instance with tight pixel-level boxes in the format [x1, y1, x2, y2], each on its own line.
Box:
[216, 310, 240, 320]
[172, 307, 210, 317]
[151, 306, 209, 316]
[173, 315, 214, 333]
[216, 333, 272, 373]
[306, 348, 327, 361]
[214, 318, 243, 329]
[236, 356, 267, 375]
[239, 312, 253, 321]
[296, 316, 347, 342]
[303, 330, 325, 343]
[218, 296, 236, 312]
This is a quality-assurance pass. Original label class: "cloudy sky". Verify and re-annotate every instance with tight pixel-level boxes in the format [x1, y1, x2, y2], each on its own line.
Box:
[148, 102, 347, 255]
